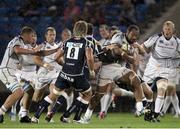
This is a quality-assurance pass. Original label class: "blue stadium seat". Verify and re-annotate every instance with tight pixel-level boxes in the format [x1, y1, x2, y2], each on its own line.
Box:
[0, 17, 9, 24]
[9, 17, 24, 25]
[0, 7, 9, 16]
[135, 4, 148, 23]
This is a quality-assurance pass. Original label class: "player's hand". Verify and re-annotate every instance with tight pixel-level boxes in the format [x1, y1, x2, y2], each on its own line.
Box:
[43, 62, 54, 71]
[89, 70, 95, 79]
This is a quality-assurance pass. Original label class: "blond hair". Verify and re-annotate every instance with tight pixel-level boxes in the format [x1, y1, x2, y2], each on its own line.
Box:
[73, 21, 88, 37]
[163, 21, 175, 30]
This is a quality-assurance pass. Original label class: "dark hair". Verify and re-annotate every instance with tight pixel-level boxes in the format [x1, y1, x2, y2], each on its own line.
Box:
[110, 25, 119, 31]
[87, 23, 94, 35]
[127, 25, 140, 32]
[20, 26, 36, 35]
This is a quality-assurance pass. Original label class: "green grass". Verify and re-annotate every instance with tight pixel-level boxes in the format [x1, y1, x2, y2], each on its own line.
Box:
[1, 113, 180, 128]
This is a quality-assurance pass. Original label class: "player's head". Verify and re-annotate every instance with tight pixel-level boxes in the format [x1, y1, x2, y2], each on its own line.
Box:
[73, 20, 88, 37]
[126, 25, 140, 44]
[61, 28, 71, 42]
[31, 33, 37, 48]
[45, 27, 56, 44]
[87, 23, 94, 36]
[162, 20, 175, 39]
[109, 25, 120, 38]
[99, 24, 109, 39]
[20, 26, 36, 45]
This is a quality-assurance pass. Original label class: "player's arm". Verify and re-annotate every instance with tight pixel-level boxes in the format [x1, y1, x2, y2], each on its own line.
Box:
[54, 48, 64, 65]
[141, 35, 159, 54]
[141, 44, 151, 54]
[33, 55, 54, 71]
[112, 45, 135, 64]
[86, 47, 95, 78]
[133, 42, 146, 55]
[14, 45, 59, 56]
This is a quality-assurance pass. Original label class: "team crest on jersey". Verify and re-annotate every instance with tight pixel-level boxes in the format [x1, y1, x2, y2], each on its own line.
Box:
[159, 40, 164, 43]
[46, 46, 51, 49]
[66, 42, 83, 48]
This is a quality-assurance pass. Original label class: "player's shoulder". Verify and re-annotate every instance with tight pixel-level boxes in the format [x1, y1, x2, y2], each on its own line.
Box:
[150, 33, 162, 39]
[8, 36, 24, 47]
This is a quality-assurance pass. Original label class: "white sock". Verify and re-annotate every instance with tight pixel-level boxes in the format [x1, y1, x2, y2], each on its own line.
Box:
[101, 93, 112, 112]
[84, 108, 93, 119]
[11, 102, 17, 115]
[121, 89, 134, 98]
[147, 98, 153, 102]
[0, 105, 7, 115]
[19, 106, 27, 117]
[105, 95, 113, 114]
[44, 96, 53, 104]
[171, 94, 180, 114]
[136, 102, 143, 112]
[155, 95, 164, 113]
[100, 95, 105, 112]
[162, 96, 171, 113]
[67, 93, 74, 110]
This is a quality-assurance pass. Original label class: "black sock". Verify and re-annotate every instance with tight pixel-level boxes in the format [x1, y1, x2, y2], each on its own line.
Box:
[154, 112, 159, 118]
[73, 101, 88, 121]
[142, 100, 147, 107]
[145, 102, 153, 110]
[63, 99, 81, 118]
[51, 96, 66, 114]
[34, 99, 51, 119]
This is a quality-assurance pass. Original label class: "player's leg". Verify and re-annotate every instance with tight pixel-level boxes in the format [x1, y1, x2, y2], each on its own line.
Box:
[114, 70, 145, 115]
[9, 101, 18, 121]
[31, 85, 63, 123]
[161, 86, 172, 116]
[31, 76, 67, 123]
[99, 83, 114, 119]
[170, 86, 180, 117]
[81, 86, 106, 123]
[19, 87, 34, 123]
[45, 90, 69, 122]
[153, 77, 168, 122]
[0, 85, 23, 123]
[61, 76, 92, 123]
[141, 82, 153, 109]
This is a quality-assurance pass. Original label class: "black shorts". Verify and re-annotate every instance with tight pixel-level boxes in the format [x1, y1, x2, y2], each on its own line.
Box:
[55, 72, 90, 92]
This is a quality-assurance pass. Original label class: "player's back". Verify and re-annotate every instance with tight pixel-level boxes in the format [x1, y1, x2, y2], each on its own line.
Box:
[62, 37, 88, 76]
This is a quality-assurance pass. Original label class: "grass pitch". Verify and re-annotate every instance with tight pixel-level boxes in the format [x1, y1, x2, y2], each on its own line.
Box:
[0, 113, 180, 128]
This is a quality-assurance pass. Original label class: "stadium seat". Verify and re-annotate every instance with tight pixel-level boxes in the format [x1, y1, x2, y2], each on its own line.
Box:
[0, 7, 9, 16]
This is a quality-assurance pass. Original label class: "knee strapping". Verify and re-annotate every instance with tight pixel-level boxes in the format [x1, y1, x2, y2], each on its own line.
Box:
[157, 80, 168, 90]
[53, 88, 61, 96]
[130, 74, 140, 86]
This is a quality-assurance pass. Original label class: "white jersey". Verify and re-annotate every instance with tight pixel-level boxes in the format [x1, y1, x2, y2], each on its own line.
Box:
[41, 41, 62, 71]
[0, 36, 25, 70]
[110, 32, 134, 66]
[36, 42, 62, 88]
[0, 36, 30, 92]
[144, 34, 180, 68]
[19, 44, 37, 72]
[143, 34, 180, 83]
[99, 38, 110, 48]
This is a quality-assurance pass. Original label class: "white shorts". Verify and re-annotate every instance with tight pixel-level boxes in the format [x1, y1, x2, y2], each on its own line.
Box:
[35, 67, 60, 89]
[98, 63, 131, 86]
[143, 63, 177, 84]
[0, 68, 20, 92]
[15, 70, 37, 90]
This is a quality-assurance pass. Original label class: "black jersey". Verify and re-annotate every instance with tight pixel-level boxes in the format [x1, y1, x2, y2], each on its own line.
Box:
[62, 37, 89, 76]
